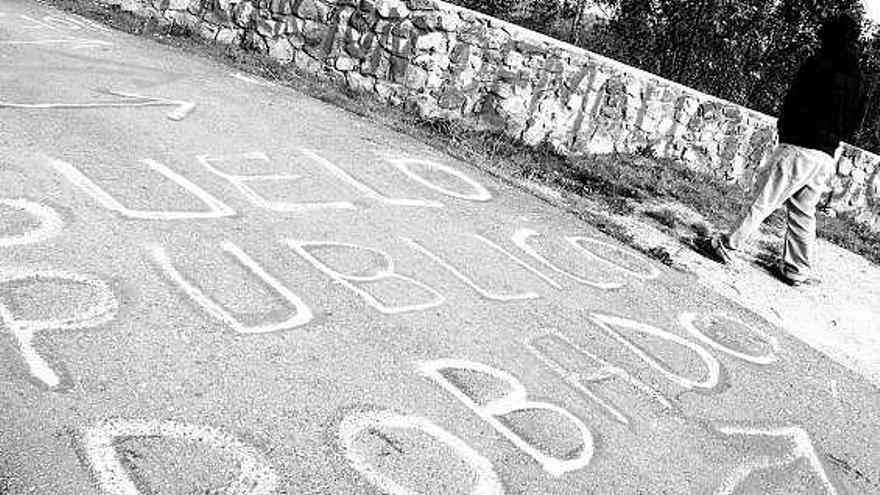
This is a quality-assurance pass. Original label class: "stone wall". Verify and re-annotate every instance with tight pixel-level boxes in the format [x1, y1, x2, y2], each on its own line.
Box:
[105, 0, 880, 228]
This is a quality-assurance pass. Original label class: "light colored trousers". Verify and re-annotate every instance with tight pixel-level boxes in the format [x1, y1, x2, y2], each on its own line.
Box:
[727, 143, 835, 281]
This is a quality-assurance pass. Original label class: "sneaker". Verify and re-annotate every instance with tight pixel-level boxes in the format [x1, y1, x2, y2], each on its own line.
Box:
[774, 265, 810, 287]
[709, 234, 734, 264]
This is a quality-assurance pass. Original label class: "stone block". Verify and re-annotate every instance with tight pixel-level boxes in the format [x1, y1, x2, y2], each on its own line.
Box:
[438, 89, 466, 110]
[438, 11, 461, 31]
[242, 30, 268, 52]
[334, 56, 357, 71]
[377, 0, 410, 19]
[344, 41, 366, 59]
[385, 35, 413, 57]
[256, 19, 282, 37]
[403, 64, 428, 89]
[375, 80, 401, 103]
[215, 27, 241, 44]
[389, 55, 408, 82]
[197, 22, 218, 40]
[412, 12, 441, 30]
[406, 0, 436, 10]
[296, 0, 330, 21]
[449, 41, 472, 64]
[268, 37, 294, 63]
[346, 71, 376, 93]
[302, 20, 329, 45]
[414, 31, 446, 52]
[361, 48, 391, 77]
[233, 1, 255, 26]
[516, 39, 545, 54]
[543, 57, 564, 74]
[270, 0, 291, 14]
[486, 28, 510, 50]
[413, 52, 449, 71]
[167, 0, 191, 10]
[294, 50, 323, 73]
[503, 50, 524, 69]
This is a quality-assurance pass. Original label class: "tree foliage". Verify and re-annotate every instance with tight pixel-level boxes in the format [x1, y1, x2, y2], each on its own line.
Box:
[451, 0, 880, 153]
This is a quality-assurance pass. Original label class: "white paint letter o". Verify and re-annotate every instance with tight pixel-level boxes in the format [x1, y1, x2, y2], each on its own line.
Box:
[339, 410, 503, 495]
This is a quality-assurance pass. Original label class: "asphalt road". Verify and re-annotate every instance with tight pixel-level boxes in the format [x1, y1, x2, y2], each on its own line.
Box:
[1, 1, 879, 494]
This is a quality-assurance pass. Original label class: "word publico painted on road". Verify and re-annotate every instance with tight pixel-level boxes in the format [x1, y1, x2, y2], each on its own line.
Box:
[0, 147, 840, 494]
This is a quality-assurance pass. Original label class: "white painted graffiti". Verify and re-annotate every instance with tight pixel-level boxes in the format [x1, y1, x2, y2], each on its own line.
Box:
[1, 91, 194, 120]
[382, 156, 493, 202]
[149, 241, 313, 334]
[0, 38, 113, 48]
[512, 228, 623, 290]
[52, 158, 234, 220]
[590, 313, 721, 390]
[714, 425, 839, 495]
[473, 233, 562, 290]
[299, 149, 445, 209]
[197, 152, 357, 213]
[680, 312, 780, 366]
[0, 198, 64, 247]
[83, 418, 278, 495]
[567, 236, 661, 280]
[421, 358, 595, 477]
[524, 330, 673, 426]
[5, 12, 110, 33]
[0, 269, 117, 388]
[287, 239, 445, 314]
[402, 237, 540, 302]
[338, 410, 503, 495]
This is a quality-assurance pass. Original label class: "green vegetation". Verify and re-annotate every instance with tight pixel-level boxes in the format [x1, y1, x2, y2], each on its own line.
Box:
[43, 0, 880, 266]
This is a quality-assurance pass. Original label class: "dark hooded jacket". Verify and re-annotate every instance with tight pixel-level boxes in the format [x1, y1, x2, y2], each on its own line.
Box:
[777, 43, 867, 156]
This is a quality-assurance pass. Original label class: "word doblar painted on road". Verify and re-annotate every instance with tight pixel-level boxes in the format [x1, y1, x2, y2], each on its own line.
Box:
[0, 90, 195, 121]
[83, 418, 278, 495]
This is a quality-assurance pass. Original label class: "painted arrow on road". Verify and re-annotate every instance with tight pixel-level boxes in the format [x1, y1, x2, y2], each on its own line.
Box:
[714, 425, 840, 494]
[0, 89, 195, 121]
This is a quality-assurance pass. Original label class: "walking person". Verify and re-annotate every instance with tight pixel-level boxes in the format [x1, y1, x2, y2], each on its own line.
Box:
[709, 13, 868, 286]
